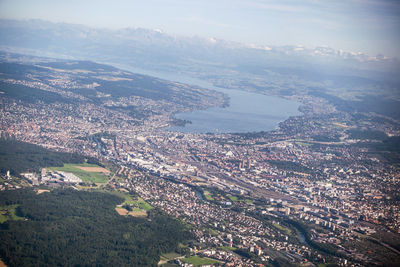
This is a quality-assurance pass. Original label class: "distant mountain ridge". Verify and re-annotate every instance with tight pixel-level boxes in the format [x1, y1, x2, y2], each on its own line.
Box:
[0, 19, 399, 80]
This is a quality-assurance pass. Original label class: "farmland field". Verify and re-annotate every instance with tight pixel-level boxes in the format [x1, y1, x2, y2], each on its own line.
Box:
[75, 166, 110, 173]
[110, 191, 153, 210]
[111, 191, 153, 217]
[115, 207, 147, 217]
[48, 163, 110, 183]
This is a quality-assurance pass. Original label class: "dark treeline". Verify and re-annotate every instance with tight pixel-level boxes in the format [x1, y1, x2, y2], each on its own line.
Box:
[368, 136, 400, 153]
[0, 137, 99, 175]
[0, 81, 71, 104]
[353, 135, 400, 164]
[347, 129, 388, 141]
[0, 189, 191, 266]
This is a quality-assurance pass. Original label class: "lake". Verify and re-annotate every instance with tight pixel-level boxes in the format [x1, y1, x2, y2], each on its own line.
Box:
[110, 64, 301, 133]
[169, 87, 301, 133]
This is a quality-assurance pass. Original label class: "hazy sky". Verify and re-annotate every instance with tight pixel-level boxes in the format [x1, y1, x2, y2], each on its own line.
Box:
[1, 0, 399, 57]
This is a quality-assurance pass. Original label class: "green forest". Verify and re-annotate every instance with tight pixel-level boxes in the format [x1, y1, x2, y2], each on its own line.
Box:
[0, 189, 191, 266]
[0, 81, 71, 104]
[0, 137, 99, 175]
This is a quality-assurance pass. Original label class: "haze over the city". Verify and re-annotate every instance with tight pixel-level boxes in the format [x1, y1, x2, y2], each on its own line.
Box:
[1, 0, 399, 58]
[1, 1, 400, 266]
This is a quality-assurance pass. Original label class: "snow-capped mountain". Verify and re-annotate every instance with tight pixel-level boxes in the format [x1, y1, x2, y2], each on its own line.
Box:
[0, 19, 399, 81]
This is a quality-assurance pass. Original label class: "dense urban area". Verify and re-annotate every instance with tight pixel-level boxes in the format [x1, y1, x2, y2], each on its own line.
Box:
[1, 53, 399, 267]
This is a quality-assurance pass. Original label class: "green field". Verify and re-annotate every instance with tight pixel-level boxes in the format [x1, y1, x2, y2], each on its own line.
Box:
[0, 204, 24, 223]
[294, 141, 313, 147]
[228, 195, 238, 201]
[208, 228, 218, 236]
[244, 199, 253, 204]
[181, 256, 220, 266]
[220, 246, 237, 251]
[133, 197, 153, 210]
[227, 194, 253, 204]
[203, 191, 214, 201]
[110, 191, 136, 204]
[48, 163, 110, 183]
[110, 191, 153, 211]
[273, 223, 292, 235]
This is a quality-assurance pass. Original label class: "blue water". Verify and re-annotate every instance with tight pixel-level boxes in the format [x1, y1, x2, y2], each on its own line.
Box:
[109, 64, 301, 133]
[169, 87, 301, 133]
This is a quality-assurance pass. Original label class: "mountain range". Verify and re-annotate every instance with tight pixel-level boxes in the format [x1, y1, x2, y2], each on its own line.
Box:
[0, 19, 399, 83]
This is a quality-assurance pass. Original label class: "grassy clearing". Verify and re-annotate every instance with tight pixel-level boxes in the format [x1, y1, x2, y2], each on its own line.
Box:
[208, 228, 218, 236]
[295, 141, 313, 147]
[108, 190, 132, 202]
[203, 191, 214, 201]
[119, 193, 153, 210]
[133, 197, 153, 210]
[159, 252, 181, 266]
[0, 204, 24, 223]
[228, 195, 238, 201]
[181, 256, 220, 266]
[112, 191, 137, 205]
[273, 223, 292, 235]
[48, 163, 110, 183]
[244, 199, 253, 204]
[160, 252, 181, 261]
[220, 246, 237, 251]
[110, 191, 153, 217]
[128, 210, 147, 217]
[115, 207, 147, 217]
[227, 194, 253, 204]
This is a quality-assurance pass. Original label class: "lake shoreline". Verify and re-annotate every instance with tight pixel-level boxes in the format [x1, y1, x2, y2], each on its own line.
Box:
[107, 63, 302, 134]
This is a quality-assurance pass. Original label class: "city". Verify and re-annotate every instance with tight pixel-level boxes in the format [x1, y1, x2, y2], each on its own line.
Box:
[1, 54, 399, 266]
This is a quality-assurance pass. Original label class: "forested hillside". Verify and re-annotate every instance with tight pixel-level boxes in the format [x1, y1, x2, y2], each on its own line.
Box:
[0, 189, 191, 266]
[0, 137, 99, 175]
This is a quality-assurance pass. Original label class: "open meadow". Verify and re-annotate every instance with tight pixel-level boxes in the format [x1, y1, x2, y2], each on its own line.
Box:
[49, 163, 110, 183]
